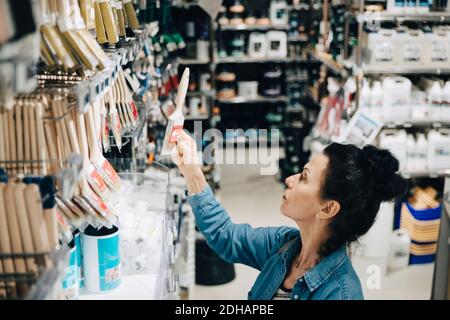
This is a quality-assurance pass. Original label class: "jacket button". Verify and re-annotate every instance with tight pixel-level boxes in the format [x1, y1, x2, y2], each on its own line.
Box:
[299, 278, 304, 283]
[294, 295, 299, 299]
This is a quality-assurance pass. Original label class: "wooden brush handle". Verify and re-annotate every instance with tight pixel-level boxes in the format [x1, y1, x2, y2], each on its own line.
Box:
[0, 111, 6, 169]
[13, 183, 38, 273]
[43, 102, 60, 175]
[0, 183, 18, 298]
[7, 110, 17, 175]
[15, 102, 24, 173]
[3, 184, 28, 297]
[2, 110, 10, 172]
[35, 102, 48, 175]
[24, 184, 51, 267]
[29, 103, 38, 175]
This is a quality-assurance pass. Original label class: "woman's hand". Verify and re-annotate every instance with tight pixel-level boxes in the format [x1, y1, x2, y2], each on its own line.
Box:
[172, 130, 207, 194]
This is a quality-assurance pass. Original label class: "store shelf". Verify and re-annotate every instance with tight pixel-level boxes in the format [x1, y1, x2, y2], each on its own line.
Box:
[288, 35, 309, 42]
[79, 274, 159, 300]
[215, 23, 290, 31]
[383, 120, 450, 129]
[178, 58, 210, 65]
[361, 65, 450, 75]
[401, 169, 450, 179]
[185, 115, 210, 120]
[217, 95, 287, 104]
[286, 75, 308, 82]
[313, 52, 350, 77]
[357, 11, 450, 23]
[217, 56, 307, 64]
[172, 1, 199, 9]
[288, 4, 310, 10]
[186, 90, 215, 97]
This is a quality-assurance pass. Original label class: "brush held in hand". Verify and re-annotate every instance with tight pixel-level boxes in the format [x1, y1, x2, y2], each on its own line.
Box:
[160, 68, 190, 158]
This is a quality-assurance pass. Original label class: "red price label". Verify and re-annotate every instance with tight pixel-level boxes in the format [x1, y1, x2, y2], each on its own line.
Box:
[90, 170, 107, 192]
[169, 125, 183, 144]
[102, 160, 119, 183]
[130, 101, 139, 120]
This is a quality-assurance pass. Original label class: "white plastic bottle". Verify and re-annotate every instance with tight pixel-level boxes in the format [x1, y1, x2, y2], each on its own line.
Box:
[428, 81, 442, 120]
[359, 80, 372, 116]
[416, 133, 428, 171]
[442, 81, 450, 121]
[370, 81, 384, 120]
[270, 0, 289, 25]
[406, 134, 417, 172]
[411, 90, 428, 120]
[379, 130, 408, 171]
[427, 130, 450, 170]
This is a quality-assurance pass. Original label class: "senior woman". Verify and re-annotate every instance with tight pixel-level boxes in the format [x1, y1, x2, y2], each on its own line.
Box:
[172, 131, 406, 300]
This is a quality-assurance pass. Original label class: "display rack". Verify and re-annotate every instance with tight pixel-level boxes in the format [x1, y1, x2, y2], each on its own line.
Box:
[215, 23, 290, 31]
[217, 95, 288, 104]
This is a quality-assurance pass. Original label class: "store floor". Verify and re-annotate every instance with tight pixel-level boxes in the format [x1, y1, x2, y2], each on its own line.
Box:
[190, 147, 435, 300]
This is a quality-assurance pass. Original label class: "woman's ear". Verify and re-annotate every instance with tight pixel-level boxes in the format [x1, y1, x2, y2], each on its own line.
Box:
[319, 200, 341, 220]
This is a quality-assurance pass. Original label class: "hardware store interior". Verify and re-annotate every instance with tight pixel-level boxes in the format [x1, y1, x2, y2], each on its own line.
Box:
[0, 0, 449, 301]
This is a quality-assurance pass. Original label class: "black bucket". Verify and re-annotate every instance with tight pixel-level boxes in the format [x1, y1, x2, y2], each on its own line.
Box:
[195, 238, 236, 285]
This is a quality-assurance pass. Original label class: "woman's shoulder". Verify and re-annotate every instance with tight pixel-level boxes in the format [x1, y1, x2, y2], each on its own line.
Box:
[275, 227, 300, 251]
[326, 258, 364, 300]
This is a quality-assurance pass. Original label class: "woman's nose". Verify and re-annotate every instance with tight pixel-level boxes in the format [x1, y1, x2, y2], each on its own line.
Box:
[285, 175, 295, 188]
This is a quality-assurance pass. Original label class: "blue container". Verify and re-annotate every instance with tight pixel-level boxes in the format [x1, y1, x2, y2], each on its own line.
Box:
[62, 242, 80, 300]
[73, 231, 84, 288]
[82, 225, 121, 293]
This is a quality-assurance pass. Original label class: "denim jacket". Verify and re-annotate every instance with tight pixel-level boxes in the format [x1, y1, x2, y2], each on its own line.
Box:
[187, 185, 364, 300]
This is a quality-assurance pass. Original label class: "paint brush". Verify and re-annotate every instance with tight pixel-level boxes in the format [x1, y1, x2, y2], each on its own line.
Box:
[160, 68, 189, 158]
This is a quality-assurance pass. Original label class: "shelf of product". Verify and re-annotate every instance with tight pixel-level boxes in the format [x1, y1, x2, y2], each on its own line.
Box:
[178, 58, 210, 65]
[357, 12, 450, 23]
[216, 56, 308, 64]
[79, 169, 187, 300]
[313, 52, 350, 78]
[217, 95, 288, 104]
[215, 23, 290, 31]
[361, 66, 450, 75]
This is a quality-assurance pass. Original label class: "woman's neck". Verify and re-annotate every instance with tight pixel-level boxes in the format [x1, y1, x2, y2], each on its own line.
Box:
[296, 220, 328, 269]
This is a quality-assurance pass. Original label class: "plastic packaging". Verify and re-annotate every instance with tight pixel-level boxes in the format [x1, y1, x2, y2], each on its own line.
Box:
[406, 134, 416, 172]
[395, 29, 423, 66]
[359, 80, 371, 115]
[248, 32, 267, 58]
[388, 229, 411, 271]
[427, 130, 450, 170]
[442, 81, 450, 120]
[382, 77, 411, 121]
[428, 81, 442, 120]
[379, 130, 408, 171]
[423, 28, 448, 67]
[369, 81, 383, 120]
[367, 29, 395, 66]
[269, 0, 288, 25]
[415, 133, 428, 171]
[411, 90, 428, 119]
[266, 31, 287, 58]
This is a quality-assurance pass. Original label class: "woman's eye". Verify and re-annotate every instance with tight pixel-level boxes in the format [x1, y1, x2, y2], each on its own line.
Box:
[298, 172, 306, 181]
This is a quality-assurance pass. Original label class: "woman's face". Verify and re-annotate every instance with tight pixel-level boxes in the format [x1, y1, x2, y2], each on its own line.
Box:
[280, 153, 329, 222]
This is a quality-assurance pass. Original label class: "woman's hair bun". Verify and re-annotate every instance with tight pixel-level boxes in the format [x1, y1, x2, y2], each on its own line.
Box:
[362, 145, 407, 201]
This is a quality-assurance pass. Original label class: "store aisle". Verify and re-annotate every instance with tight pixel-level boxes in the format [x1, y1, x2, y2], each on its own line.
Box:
[190, 148, 435, 300]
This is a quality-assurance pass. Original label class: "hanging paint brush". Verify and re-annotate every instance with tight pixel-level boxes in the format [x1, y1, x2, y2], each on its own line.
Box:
[86, 101, 121, 192]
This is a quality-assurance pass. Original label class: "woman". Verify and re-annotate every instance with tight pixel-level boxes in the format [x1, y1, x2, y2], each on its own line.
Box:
[173, 131, 406, 300]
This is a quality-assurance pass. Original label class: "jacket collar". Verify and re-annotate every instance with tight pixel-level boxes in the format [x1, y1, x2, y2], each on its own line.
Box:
[282, 236, 348, 292]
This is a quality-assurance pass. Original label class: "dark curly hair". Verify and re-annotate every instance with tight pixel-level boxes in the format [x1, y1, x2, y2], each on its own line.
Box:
[318, 143, 407, 258]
